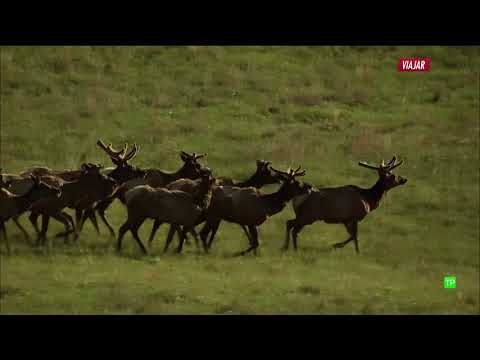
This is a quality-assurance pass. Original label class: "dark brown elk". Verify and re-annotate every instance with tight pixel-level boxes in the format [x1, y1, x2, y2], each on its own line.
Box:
[148, 160, 282, 252]
[81, 140, 207, 238]
[0, 176, 61, 253]
[117, 167, 215, 254]
[28, 163, 117, 245]
[284, 156, 407, 253]
[200, 166, 312, 256]
[1, 171, 63, 242]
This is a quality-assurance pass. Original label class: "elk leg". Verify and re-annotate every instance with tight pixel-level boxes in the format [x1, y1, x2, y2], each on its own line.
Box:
[206, 220, 220, 250]
[175, 225, 188, 254]
[236, 225, 259, 256]
[189, 228, 200, 249]
[164, 224, 176, 253]
[98, 209, 115, 239]
[81, 209, 100, 235]
[51, 213, 73, 244]
[29, 212, 41, 236]
[284, 219, 295, 251]
[117, 220, 131, 252]
[39, 215, 50, 246]
[0, 221, 10, 254]
[55, 211, 76, 239]
[73, 209, 83, 241]
[96, 198, 116, 238]
[131, 219, 147, 254]
[351, 222, 359, 254]
[292, 225, 305, 251]
[199, 222, 211, 252]
[240, 225, 256, 255]
[13, 216, 32, 244]
[332, 222, 355, 249]
[148, 219, 162, 246]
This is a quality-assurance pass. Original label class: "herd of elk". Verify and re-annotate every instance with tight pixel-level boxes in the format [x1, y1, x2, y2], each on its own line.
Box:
[147, 159, 282, 251]
[0, 140, 408, 257]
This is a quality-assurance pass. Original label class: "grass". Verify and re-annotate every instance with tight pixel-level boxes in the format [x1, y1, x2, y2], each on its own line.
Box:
[1, 46, 479, 314]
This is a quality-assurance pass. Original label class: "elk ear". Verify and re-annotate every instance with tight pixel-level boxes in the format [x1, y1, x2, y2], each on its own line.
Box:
[30, 175, 40, 186]
[180, 151, 189, 161]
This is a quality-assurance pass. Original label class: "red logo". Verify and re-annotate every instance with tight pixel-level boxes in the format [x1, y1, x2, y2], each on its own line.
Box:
[397, 58, 431, 72]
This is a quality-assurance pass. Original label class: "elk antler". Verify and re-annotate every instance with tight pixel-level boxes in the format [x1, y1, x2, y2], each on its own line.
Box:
[123, 143, 138, 162]
[386, 156, 396, 167]
[359, 156, 403, 172]
[271, 166, 305, 179]
[194, 153, 206, 160]
[97, 139, 139, 164]
[97, 140, 127, 159]
[387, 158, 404, 171]
[270, 166, 291, 178]
[358, 161, 381, 171]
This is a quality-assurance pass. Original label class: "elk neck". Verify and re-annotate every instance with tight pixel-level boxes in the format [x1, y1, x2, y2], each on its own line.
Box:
[171, 163, 194, 182]
[193, 178, 213, 210]
[361, 177, 387, 211]
[259, 182, 293, 216]
[235, 172, 262, 188]
[15, 183, 39, 213]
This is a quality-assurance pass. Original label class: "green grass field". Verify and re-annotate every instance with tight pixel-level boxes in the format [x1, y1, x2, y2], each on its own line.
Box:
[1, 46, 479, 314]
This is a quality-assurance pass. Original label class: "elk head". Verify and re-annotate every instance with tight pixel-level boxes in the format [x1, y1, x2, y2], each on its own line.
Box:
[79, 163, 118, 197]
[358, 155, 407, 191]
[29, 175, 62, 198]
[97, 139, 143, 183]
[254, 160, 282, 186]
[178, 151, 207, 179]
[270, 165, 312, 198]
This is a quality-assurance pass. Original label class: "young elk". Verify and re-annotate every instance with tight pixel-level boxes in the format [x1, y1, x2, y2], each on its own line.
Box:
[200, 166, 312, 256]
[284, 156, 407, 253]
[148, 160, 282, 251]
[0, 176, 61, 253]
[28, 163, 117, 245]
[117, 167, 215, 254]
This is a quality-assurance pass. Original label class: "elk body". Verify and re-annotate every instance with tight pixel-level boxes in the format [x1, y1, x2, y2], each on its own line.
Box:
[284, 156, 407, 253]
[117, 168, 215, 254]
[200, 167, 312, 256]
[148, 160, 281, 252]
[28, 164, 117, 245]
[0, 175, 61, 252]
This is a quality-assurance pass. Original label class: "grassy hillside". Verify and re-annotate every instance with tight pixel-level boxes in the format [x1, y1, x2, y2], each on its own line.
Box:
[1, 46, 479, 314]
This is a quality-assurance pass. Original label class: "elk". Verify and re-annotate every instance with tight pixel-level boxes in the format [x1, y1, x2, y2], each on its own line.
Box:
[1, 171, 63, 242]
[28, 163, 117, 245]
[117, 167, 215, 254]
[200, 166, 312, 256]
[0, 175, 61, 253]
[148, 160, 282, 252]
[81, 140, 207, 238]
[80, 140, 144, 237]
[284, 156, 407, 253]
